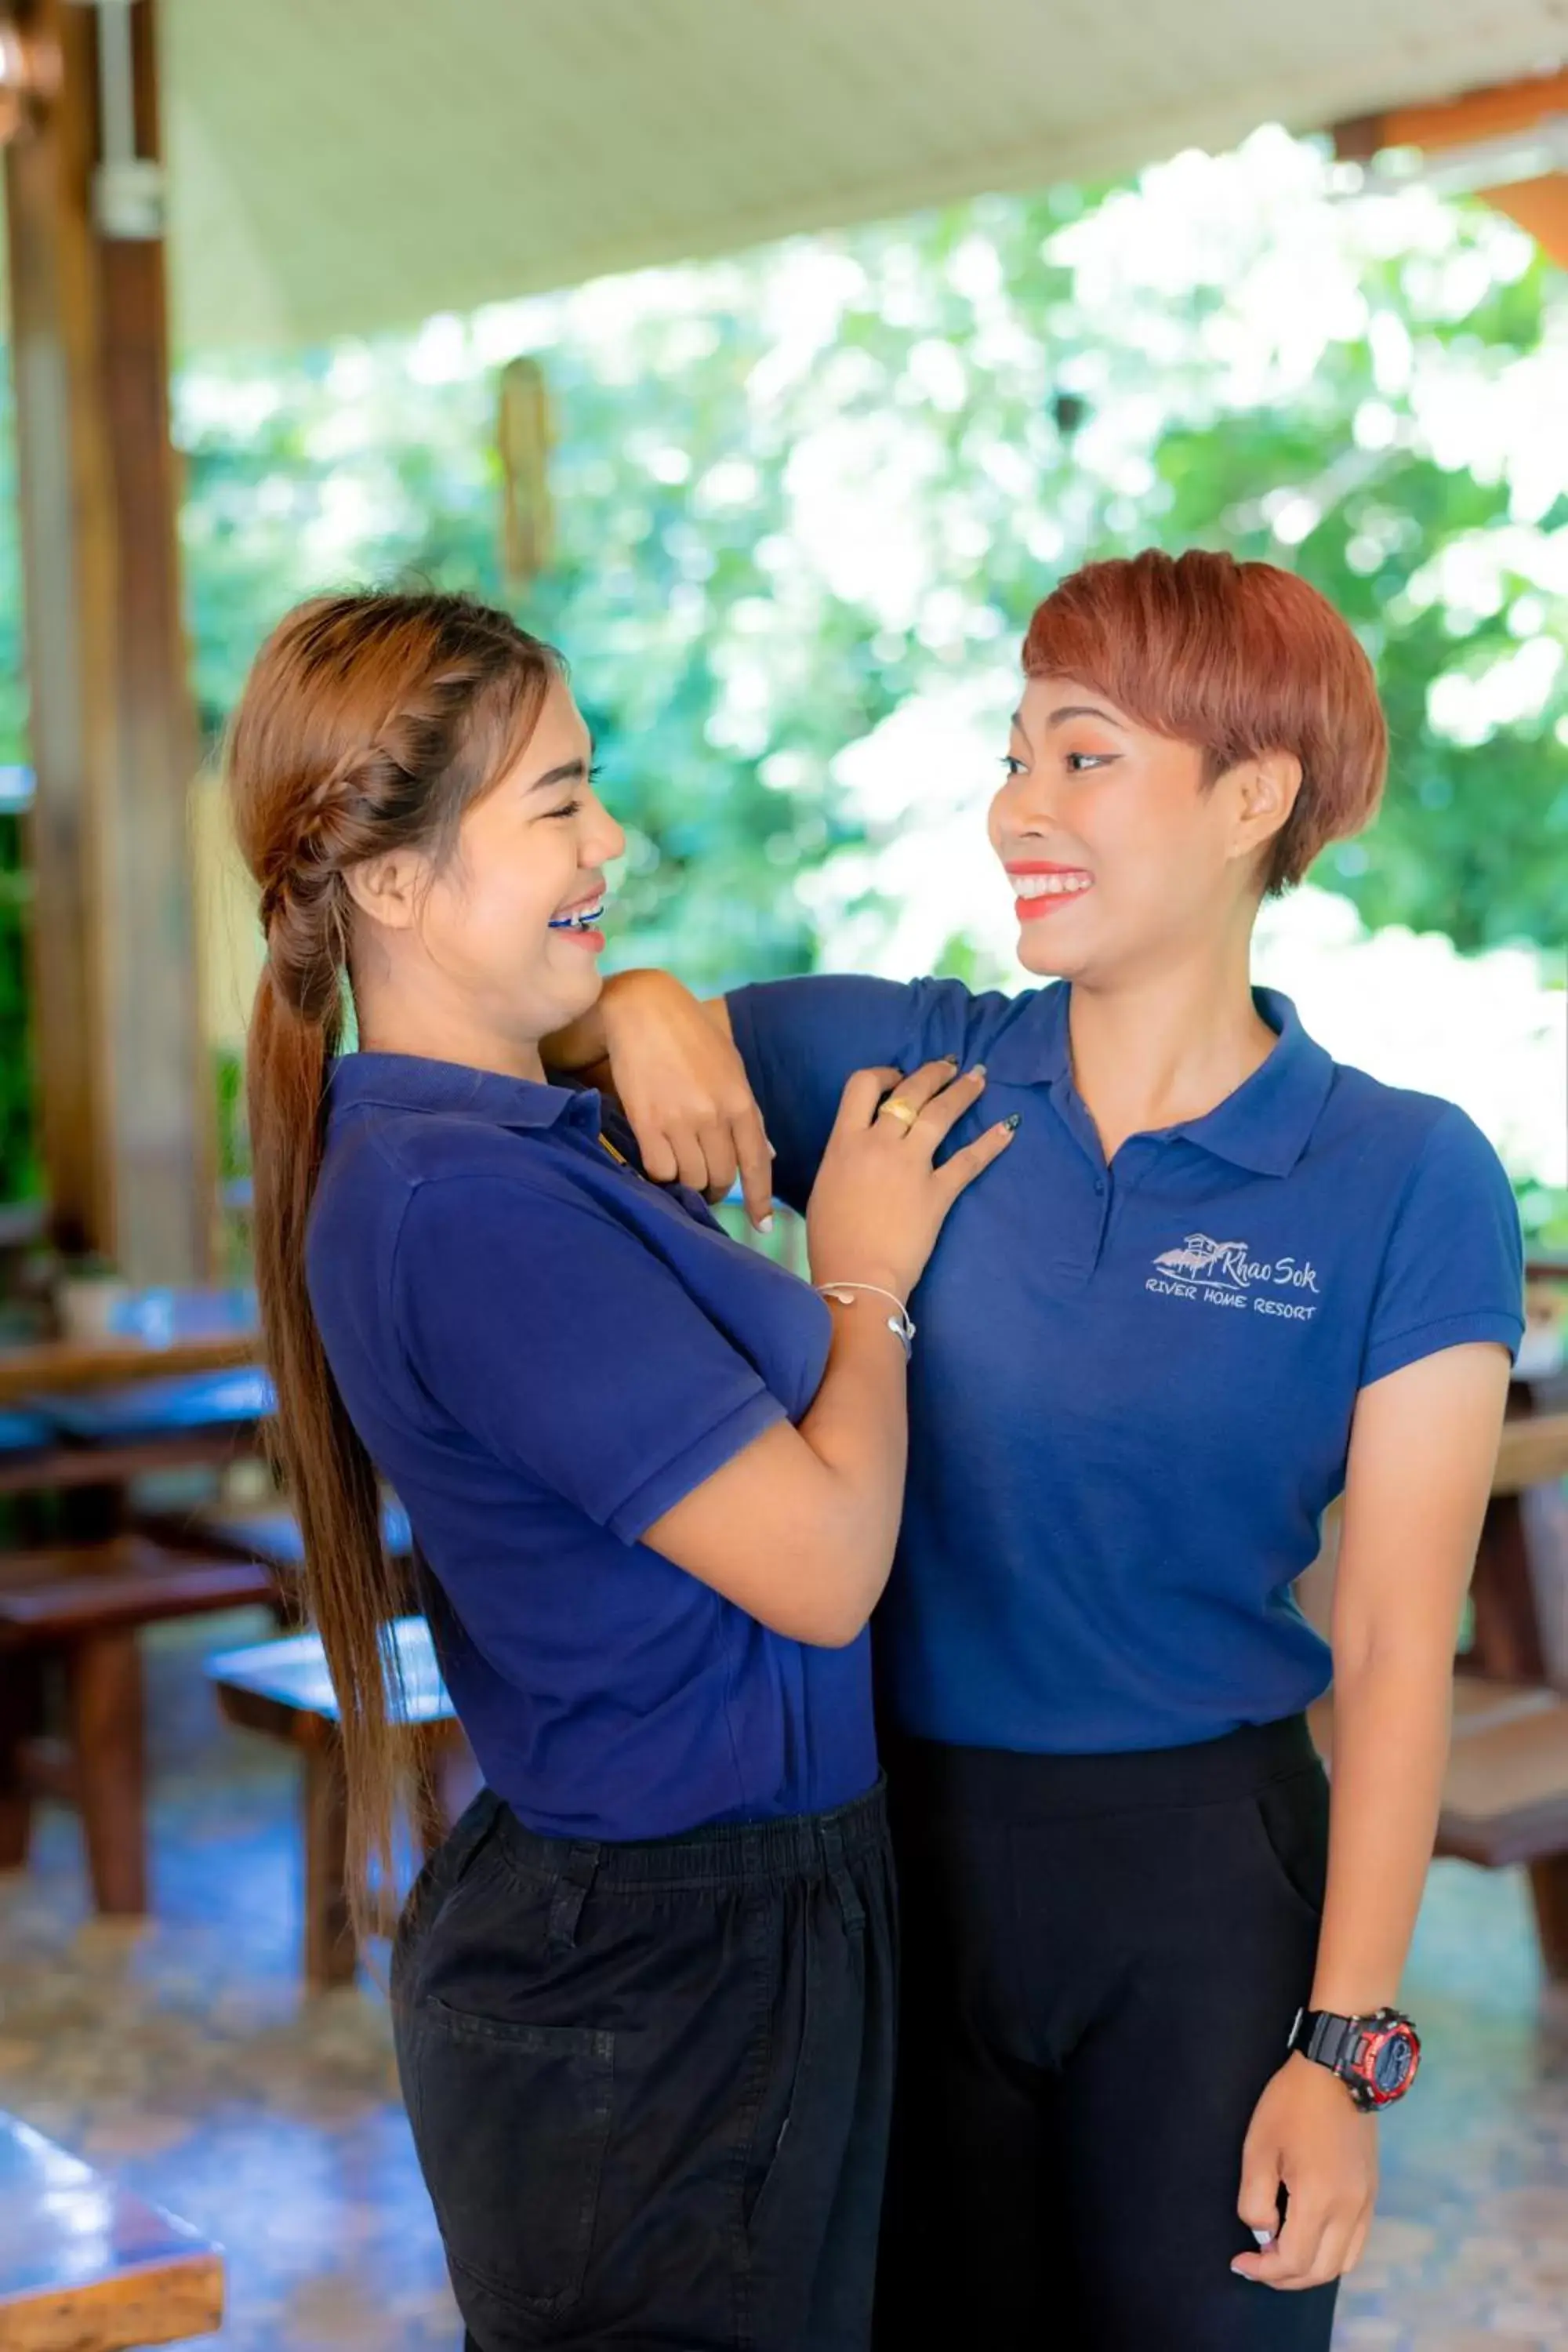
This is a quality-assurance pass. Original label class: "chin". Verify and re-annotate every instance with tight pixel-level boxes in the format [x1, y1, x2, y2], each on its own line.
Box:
[561, 964, 605, 1020]
[528, 963, 603, 1049]
[1014, 925, 1092, 982]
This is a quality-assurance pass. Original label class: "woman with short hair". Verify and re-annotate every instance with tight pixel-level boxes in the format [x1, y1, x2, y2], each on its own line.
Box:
[552, 550, 1523, 2350]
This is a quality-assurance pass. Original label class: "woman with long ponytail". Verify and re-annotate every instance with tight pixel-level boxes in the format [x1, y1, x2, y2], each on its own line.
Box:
[228, 590, 1014, 2352]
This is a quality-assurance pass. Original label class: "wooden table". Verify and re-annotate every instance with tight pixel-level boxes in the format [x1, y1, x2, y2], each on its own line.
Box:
[0, 1290, 258, 1409]
[0, 2109, 222, 2349]
[0, 1293, 266, 1535]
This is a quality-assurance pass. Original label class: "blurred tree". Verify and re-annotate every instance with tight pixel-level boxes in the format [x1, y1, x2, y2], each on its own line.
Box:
[176, 137, 1568, 965]
[0, 129, 1560, 1210]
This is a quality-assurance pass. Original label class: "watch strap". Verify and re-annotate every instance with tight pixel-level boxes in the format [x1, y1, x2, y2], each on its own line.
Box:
[1292, 2007, 1359, 2074]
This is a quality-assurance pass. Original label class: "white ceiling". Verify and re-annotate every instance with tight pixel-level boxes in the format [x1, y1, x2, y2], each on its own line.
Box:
[162, 0, 1568, 347]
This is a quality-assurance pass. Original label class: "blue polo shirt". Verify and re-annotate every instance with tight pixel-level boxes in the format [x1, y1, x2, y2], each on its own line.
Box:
[305, 1053, 876, 1840]
[728, 976, 1524, 1753]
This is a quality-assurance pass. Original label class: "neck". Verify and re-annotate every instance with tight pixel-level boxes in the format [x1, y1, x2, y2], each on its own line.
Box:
[354, 972, 549, 1087]
[1066, 925, 1275, 1163]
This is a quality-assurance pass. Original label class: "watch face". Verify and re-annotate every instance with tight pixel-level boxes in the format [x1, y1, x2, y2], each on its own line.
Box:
[1363, 2023, 1420, 2102]
[1374, 2037, 1412, 2092]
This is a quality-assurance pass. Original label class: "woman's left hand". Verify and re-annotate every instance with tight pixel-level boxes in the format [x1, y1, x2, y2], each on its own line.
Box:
[1232, 2053, 1378, 2290]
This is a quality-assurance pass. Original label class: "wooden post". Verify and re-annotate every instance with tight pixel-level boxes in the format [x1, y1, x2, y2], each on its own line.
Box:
[2, 0, 211, 1279]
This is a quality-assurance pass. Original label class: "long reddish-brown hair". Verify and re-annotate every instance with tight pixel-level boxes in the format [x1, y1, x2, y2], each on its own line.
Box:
[227, 591, 560, 1931]
[1023, 550, 1388, 891]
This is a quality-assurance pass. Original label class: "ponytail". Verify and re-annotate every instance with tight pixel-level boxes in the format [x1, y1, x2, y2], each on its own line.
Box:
[247, 960, 411, 1940]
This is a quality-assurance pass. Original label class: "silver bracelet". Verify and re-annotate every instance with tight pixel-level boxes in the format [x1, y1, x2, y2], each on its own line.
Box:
[815, 1282, 916, 1360]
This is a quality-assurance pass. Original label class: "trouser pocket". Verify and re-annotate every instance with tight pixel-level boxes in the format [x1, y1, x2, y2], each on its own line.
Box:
[1247, 1763, 1330, 1926]
[397, 1998, 614, 2321]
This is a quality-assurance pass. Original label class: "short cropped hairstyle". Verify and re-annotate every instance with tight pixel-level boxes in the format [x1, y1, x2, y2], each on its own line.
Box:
[1022, 549, 1387, 894]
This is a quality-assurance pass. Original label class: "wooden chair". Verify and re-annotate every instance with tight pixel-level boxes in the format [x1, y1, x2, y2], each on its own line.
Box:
[0, 1537, 278, 1913]
[209, 1616, 477, 1991]
[0, 2106, 222, 2350]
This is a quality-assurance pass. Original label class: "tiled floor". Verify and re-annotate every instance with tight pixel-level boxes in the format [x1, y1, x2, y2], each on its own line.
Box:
[0, 1613, 1564, 2349]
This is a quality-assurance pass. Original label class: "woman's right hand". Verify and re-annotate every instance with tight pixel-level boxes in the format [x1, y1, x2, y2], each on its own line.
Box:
[807, 1060, 1014, 1304]
[597, 973, 776, 1225]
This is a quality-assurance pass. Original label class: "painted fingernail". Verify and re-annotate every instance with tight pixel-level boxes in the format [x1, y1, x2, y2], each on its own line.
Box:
[1250, 2228, 1275, 2248]
[969, 1062, 987, 1080]
[758, 1214, 775, 1234]
[1003, 1112, 1022, 1132]
[941, 1053, 960, 1065]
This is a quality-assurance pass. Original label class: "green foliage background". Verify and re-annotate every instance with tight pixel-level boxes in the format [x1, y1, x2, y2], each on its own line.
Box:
[0, 143, 1562, 1210]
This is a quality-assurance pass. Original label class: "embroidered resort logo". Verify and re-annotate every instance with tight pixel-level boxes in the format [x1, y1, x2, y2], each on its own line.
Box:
[1152, 1236, 1252, 1289]
[1147, 1234, 1321, 1322]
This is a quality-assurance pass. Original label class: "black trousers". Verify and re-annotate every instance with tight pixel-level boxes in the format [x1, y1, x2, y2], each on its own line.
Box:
[391, 1780, 896, 2352]
[875, 1716, 1337, 2352]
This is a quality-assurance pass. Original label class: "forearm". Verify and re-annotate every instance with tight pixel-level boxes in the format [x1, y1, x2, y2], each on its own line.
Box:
[1312, 1345, 1512, 2015]
[1311, 1643, 1453, 2013]
[541, 1000, 609, 1074]
[543, 967, 712, 1076]
[793, 1302, 911, 1620]
[642, 1306, 909, 1648]
[542, 967, 666, 1076]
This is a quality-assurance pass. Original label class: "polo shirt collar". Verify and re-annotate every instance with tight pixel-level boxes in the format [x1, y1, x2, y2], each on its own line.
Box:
[1174, 992, 1335, 1176]
[984, 982, 1334, 1178]
[326, 1050, 601, 1137]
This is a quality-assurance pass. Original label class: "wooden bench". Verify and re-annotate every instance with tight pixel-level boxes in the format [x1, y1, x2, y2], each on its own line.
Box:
[0, 1537, 278, 1914]
[209, 1616, 476, 1991]
[0, 2107, 222, 2350]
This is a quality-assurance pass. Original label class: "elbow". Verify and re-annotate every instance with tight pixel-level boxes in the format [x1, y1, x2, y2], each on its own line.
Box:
[770, 1584, 873, 1650]
[798, 1604, 872, 1651]
[761, 1536, 887, 1649]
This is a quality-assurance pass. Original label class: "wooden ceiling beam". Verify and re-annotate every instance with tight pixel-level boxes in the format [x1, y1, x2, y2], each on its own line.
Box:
[1332, 71, 1568, 267]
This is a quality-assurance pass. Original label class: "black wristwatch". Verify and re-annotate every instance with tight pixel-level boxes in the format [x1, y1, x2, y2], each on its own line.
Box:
[1287, 2006, 1421, 2111]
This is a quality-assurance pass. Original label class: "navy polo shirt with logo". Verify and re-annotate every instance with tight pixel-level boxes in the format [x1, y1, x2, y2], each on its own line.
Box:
[728, 977, 1524, 1753]
[305, 1053, 875, 1840]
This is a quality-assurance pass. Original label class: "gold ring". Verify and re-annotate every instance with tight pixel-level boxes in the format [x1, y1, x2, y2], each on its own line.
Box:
[878, 1097, 918, 1131]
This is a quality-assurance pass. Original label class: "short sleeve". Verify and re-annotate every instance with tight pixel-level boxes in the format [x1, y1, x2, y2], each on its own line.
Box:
[394, 1174, 786, 1542]
[728, 974, 983, 1212]
[1360, 1108, 1525, 1389]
